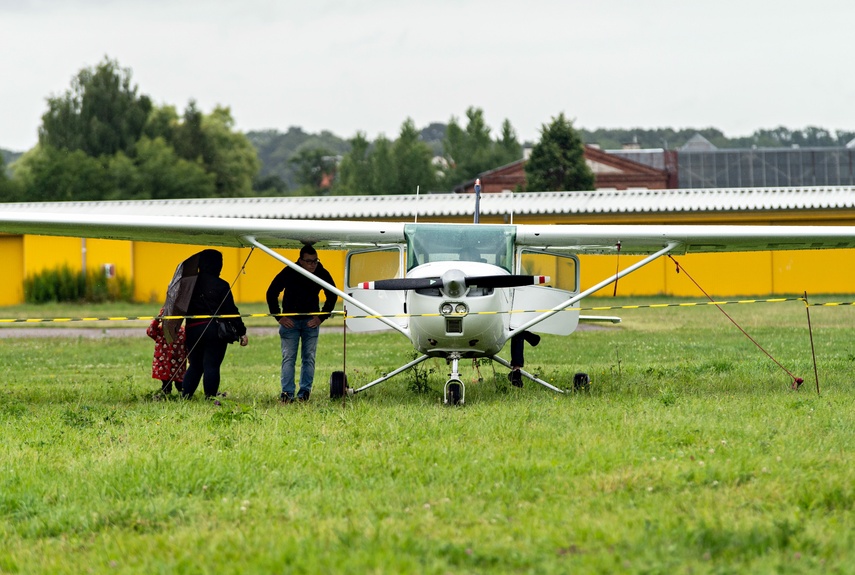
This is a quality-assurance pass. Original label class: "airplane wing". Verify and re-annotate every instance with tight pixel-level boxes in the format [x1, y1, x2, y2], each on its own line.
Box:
[516, 224, 855, 255]
[0, 211, 407, 250]
[2, 210, 855, 254]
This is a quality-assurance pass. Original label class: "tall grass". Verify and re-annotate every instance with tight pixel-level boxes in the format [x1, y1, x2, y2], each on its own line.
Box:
[22, 265, 134, 304]
[0, 296, 853, 573]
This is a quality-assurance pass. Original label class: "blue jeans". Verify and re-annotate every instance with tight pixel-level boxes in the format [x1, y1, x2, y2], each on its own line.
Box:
[279, 319, 319, 397]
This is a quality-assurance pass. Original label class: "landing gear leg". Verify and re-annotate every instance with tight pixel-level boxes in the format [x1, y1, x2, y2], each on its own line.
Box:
[443, 353, 465, 406]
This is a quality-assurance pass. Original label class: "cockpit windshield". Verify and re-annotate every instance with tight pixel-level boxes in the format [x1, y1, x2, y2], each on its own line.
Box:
[404, 223, 515, 273]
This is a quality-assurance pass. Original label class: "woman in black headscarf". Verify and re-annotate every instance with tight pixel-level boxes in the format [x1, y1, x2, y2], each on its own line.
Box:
[182, 249, 248, 399]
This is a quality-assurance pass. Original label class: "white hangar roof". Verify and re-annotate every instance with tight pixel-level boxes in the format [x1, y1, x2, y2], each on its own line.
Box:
[2, 186, 854, 220]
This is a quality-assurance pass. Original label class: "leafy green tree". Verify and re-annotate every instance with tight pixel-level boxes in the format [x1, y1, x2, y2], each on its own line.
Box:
[247, 127, 349, 190]
[252, 174, 289, 196]
[172, 100, 214, 165]
[335, 132, 374, 195]
[393, 118, 436, 194]
[497, 119, 522, 164]
[371, 136, 397, 195]
[836, 130, 855, 146]
[525, 113, 594, 192]
[289, 147, 337, 193]
[146, 103, 259, 197]
[442, 118, 466, 180]
[0, 153, 22, 202]
[29, 57, 258, 201]
[200, 107, 260, 197]
[462, 107, 493, 169]
[418, 122, 447, 156]
[39, 57, 152, 157]
[14, 145, 113, 201]
[143, 105, 179, 143]
[442, 108, 488, 184]
[108, 137, 215, 200]
[442, 107, 522, 187]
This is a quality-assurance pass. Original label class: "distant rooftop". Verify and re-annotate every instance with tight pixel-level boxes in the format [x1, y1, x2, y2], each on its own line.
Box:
[3, 186, 854, 220]
[680, 134, 718, 151]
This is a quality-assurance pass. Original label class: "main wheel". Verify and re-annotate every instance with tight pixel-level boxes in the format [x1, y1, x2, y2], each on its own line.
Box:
[330, 371, 347, 399]
[573, 372, 590, 392]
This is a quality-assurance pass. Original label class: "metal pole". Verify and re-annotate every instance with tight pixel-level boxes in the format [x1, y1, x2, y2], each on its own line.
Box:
[474, 178, 481, 224]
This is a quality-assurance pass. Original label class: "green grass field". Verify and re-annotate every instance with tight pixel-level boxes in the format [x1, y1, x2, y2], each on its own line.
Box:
[1, 296, 853, 574]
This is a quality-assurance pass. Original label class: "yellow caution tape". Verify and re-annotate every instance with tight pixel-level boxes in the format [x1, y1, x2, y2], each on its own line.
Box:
[3, 297, 852, 324]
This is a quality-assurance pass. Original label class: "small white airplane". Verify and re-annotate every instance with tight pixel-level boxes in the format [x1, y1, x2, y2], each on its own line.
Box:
[3, 199, 855, 404]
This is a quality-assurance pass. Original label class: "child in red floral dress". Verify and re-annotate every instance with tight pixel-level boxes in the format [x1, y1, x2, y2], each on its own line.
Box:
[146, 308, 188, 395]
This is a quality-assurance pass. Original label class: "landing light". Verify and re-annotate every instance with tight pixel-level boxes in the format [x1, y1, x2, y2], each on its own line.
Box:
[439, 302, 468, 316]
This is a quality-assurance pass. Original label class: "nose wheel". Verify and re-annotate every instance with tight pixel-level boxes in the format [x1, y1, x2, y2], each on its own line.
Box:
[443, 355, 465, 405]
[444, 379, 464, 405]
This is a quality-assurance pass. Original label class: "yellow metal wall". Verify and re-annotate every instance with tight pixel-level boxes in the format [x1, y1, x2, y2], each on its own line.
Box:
[582, 249, 853, 297]
[132, 243, 346, 306]
[0, 236, 24, 306]
[22, 235, 132, 275]
[2, 234, 853, 306]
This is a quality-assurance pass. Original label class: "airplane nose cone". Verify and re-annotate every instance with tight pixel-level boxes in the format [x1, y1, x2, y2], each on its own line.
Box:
[440, 269, 467, 298]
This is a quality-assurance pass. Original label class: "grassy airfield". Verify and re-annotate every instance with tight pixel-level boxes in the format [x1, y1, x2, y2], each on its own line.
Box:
[0, 296, 853, 574]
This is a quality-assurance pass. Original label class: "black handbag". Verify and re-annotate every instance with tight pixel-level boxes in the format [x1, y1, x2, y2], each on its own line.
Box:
[216, 319, 240, 344]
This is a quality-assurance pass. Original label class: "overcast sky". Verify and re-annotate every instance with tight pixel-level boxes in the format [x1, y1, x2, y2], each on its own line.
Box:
[1, 0, 853, 152]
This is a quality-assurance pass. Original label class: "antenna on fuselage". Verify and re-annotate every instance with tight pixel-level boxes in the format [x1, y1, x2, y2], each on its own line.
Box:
[474, 178, 481, 224]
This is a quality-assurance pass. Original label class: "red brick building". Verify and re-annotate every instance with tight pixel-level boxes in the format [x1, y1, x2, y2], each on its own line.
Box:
[454, 145, 673, 193]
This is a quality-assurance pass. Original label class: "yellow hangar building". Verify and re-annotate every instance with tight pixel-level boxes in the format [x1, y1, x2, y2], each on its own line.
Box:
[1, 185, 854, 307]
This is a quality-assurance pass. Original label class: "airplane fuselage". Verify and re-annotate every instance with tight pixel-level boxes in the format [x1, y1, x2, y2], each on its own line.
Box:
[406, 261, 510, 358]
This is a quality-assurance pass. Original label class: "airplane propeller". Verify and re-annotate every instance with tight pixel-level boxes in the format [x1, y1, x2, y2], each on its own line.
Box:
[358, 277, 440, 290]
[466, 274, 550, 288]
[358, 271, 550, 292]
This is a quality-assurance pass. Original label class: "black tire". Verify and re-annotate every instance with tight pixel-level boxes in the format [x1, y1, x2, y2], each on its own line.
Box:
[330, 371, 347, 399]
[446, 382, 462, 405]
[573, 372, 590, 392]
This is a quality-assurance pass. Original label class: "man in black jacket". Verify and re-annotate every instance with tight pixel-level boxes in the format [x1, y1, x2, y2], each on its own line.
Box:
[266, 244, 338, 402]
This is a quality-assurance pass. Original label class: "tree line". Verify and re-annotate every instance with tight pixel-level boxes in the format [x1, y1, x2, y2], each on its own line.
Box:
[578, 126, 855, 151]
[1, 56, 851, 202]
[1, 58, 259, 203]
[0, 57, 588, 200]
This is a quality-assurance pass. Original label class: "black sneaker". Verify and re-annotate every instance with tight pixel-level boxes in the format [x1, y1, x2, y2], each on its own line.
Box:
[296, 391, 310, 402]
[508, 370, 523, 388]
[279, 392, 293, 403]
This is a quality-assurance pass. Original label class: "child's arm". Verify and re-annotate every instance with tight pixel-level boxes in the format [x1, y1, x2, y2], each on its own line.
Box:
[146, 318, 161, 340]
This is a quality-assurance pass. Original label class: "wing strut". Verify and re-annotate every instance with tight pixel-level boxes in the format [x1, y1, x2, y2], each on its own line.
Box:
[509, 242, 679, 338]
[244, 236, 410, 338]
[491, 355, 564, 393]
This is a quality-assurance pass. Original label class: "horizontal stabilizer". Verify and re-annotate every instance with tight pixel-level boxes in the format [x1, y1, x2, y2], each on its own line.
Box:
[579, 315, 622, 324]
